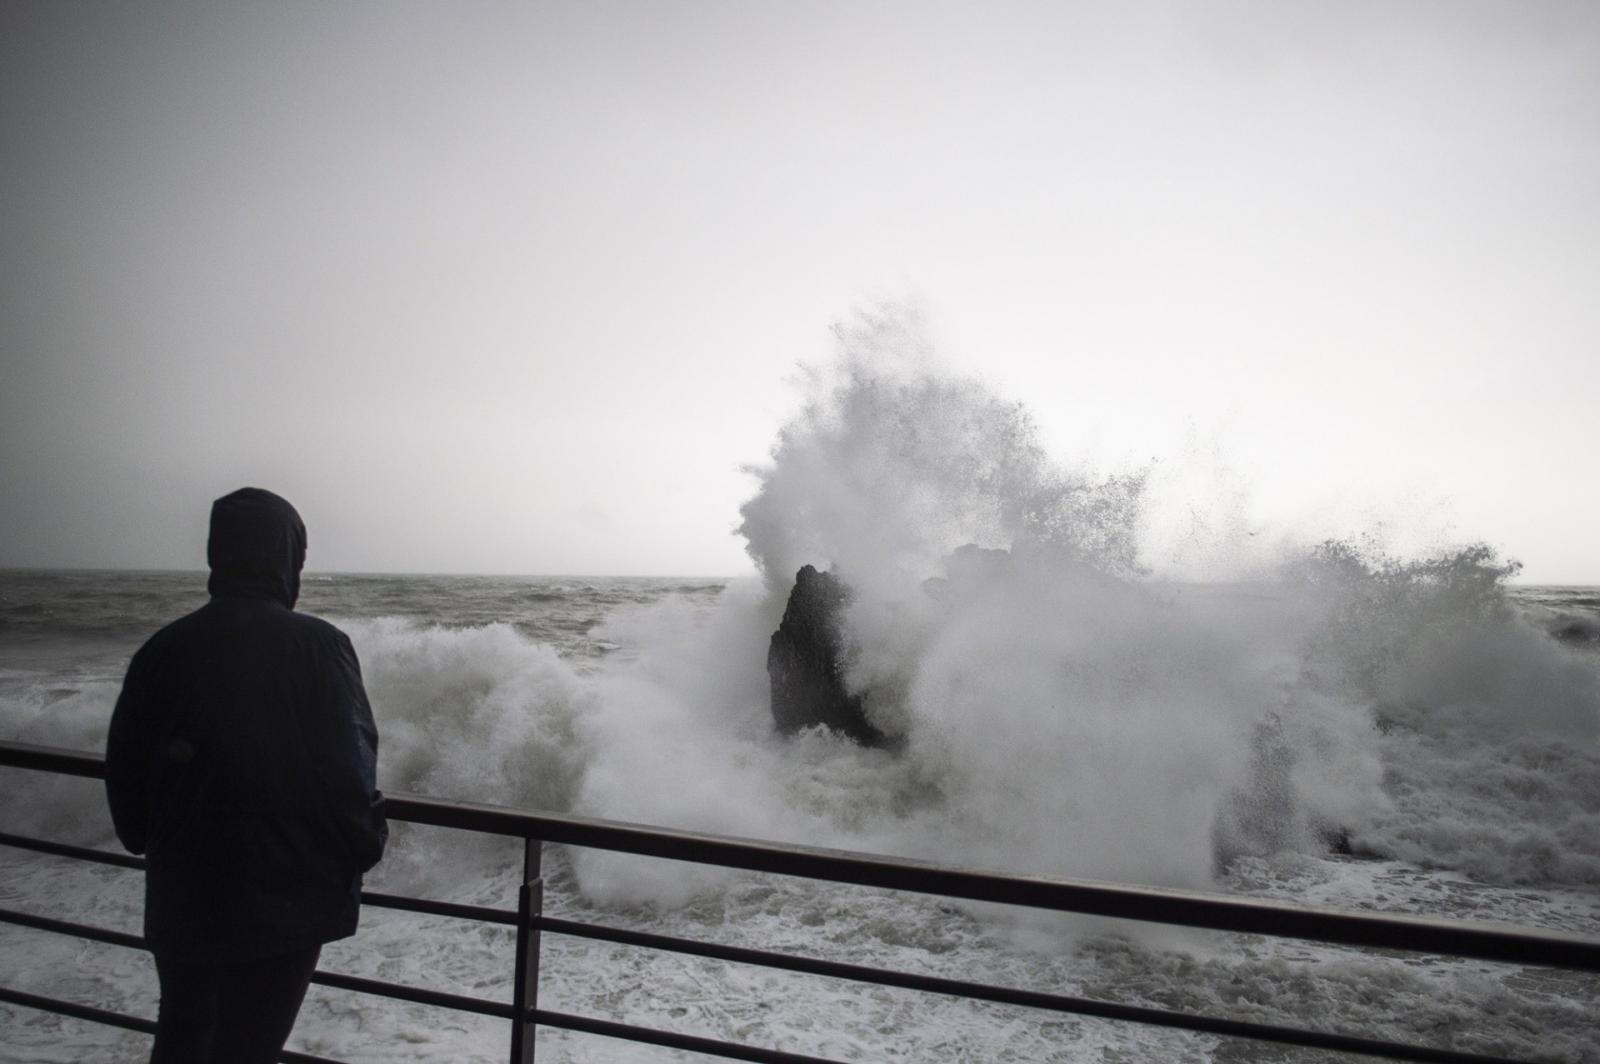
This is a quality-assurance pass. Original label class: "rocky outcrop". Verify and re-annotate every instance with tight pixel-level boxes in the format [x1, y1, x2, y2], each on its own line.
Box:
[1213, 714, 1358, 870]
[767, 565, 886, 746]
[1548, 614, 1600, 649]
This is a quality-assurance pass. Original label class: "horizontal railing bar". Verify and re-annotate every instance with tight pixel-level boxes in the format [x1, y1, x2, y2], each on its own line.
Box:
[0, 905, 145, 951]
[0, 741, 104, 779]
[0, 829, 144, 869]
[392, 794, 1600, 972]
[6, 739, 1600, 974]
[0, 832, 515, 927]
[0, 985, 151, 1034]
[0, 900, 1537, 1064]
[536, 916, 1535, 1064]
[359, 889, 518, 926]
[0, 984, 346, 1064]
[534, 1008, 850, 1064]
[310, 970, 513, 1020]
[0, 906, 512, 1024]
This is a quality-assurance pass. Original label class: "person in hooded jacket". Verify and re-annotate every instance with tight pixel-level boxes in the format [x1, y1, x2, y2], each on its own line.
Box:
[106, 487, 387, 1064]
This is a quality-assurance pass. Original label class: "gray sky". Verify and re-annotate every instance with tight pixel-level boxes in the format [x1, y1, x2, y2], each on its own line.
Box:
[3, 1, 1597, 580]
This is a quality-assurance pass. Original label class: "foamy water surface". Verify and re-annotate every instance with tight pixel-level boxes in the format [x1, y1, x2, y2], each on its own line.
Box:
[3, 330, 1598, 1061]
[2, 567, 1597, 1063]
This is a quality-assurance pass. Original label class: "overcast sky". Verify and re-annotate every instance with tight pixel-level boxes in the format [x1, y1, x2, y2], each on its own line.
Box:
[3, 1, 1597, 580]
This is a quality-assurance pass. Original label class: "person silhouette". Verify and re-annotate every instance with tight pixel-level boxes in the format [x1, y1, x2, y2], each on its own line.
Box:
[106, 487, 386, 1063]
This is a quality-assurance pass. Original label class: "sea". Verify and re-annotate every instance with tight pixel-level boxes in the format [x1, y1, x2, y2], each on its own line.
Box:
[3, 339, 1599, 1062]
[1, 568, 1597, 1064]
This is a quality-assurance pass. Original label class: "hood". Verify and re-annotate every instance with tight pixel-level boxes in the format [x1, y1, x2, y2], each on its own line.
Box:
[207, 487, 307, 608]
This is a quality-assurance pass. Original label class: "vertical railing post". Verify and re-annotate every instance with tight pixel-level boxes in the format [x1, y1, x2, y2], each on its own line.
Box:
[509, 836, 543, 1064]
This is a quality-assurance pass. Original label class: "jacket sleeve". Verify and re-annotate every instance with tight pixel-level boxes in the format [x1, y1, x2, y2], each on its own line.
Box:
[307, 631, 388, 872]
[104, 651, 153, 855]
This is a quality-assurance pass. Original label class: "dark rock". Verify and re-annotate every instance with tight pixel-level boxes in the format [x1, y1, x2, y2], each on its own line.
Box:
[1214, 714, 1357, 867]
[1550, 616, 1600, 648]
[1319, 824, 1355, 856]
[768, 565, 886, 746]
[1213, 714, 1298, 869]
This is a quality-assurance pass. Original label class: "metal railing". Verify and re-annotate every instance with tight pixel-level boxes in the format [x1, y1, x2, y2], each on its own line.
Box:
[3, 738, 1598, 1064]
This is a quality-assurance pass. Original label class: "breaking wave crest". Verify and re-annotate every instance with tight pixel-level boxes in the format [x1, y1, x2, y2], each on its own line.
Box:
[2, 309, 1595, 908]
[1294, 540, 1600, 882]
[332, 310, 1599, 903]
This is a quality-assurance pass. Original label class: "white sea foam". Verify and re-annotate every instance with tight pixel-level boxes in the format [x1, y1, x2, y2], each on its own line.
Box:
[3, 311, 1599, 1062]
[726, 312, 1389, 899]
[285, 312, 1600, 915]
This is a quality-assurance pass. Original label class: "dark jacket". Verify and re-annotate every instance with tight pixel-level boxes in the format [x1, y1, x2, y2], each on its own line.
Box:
[105, 488, 386, 962]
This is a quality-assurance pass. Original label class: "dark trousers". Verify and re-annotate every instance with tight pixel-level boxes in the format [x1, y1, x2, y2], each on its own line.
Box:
[149, 945, 321, 1064]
